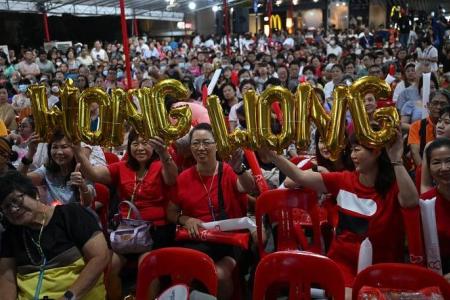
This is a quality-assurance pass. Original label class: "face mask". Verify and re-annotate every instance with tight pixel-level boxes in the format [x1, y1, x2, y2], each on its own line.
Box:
[51, 86, 60, 93]
[103, 70, 108, 77]
[117, 71, 123, 78]
[18, 84, 28, 93]
[56, 62, 62, 67]
[243, 65, 251, 70]
[330, 40, 336, 46]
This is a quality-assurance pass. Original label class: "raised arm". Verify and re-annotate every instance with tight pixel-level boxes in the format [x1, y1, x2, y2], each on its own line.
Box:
[72, 143, 112, 185]
[386, 129, 419, 208]
[260, 149, 327, 194]
[148, 137, 178, 186]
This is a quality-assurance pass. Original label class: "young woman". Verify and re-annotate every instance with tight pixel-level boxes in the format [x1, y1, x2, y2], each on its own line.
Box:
[261, 128, 418, 294]
[420, 138, 450, 282]
[73, 129, 178, 300]
[0, 171, 109, 300]
[219, 83, 239, 117]
[167, 123, 255, 300]
[19, 130, 95, 206]
[393, 63, 416, 103]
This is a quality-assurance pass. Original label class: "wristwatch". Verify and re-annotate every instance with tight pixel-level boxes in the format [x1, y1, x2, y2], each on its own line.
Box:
[63, 290, 76, 300]
[234, 163, 247, 175]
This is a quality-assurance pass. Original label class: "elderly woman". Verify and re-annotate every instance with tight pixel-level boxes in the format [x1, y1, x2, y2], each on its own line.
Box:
[167, 123, 255, 300]
[0, 171, 110, 300]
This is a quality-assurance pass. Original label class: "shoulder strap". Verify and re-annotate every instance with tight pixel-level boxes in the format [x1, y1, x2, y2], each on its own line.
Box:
[217, 161, 228, 221]
[419, 118, 427, 158]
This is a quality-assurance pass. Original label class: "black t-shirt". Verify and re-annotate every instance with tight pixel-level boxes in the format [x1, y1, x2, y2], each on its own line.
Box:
[0, 203, 101, 267]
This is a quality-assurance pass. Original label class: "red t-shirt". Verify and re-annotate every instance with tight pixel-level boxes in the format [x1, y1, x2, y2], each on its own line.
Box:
[107, 160, 169, 225]
[420, 188, 450, 274]
[321, 171, 404, 286]
[173, 162, 247, 222]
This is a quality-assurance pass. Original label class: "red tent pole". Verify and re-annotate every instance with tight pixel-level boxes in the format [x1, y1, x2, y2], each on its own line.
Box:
[119, 0, 132, 90]
[223, 0, 231, 56]
[43, 12, 50, 42]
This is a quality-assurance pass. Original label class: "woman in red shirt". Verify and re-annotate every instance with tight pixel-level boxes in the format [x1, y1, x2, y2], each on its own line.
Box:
[261, 129, 418, 296]
[421, 138, 450, 282]
[167, 123, 255, 300]
[74, 129, 178, 300]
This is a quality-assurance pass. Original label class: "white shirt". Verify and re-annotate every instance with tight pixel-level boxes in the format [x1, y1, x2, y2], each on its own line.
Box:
[326, 44, 343, 57]
[419, 45, 438, 72]
[90, 48, 108, 62]
[283, 37, 295, 49]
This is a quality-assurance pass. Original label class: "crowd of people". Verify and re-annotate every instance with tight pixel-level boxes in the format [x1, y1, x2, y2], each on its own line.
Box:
[0, 9, 450, 299]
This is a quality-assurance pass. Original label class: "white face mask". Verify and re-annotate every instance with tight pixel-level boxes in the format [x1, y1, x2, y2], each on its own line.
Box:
[51, 86, 60, 93]
[243, 65, 251, 70]
[330, 40, 336, 46]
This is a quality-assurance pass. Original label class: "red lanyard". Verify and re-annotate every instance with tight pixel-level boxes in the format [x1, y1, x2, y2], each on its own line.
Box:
[127, 169, 148, 218]
[197, 162, 218, 221]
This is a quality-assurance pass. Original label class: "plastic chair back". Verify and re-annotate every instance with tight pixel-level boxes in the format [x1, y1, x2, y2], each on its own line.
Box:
[256, 189, 323, 258]
[253, 250, 345, 300]
[94, 183, 110, 232]
[352, 263, 450, 300]
[136, 247, 218, 299]
[103, 151, 119, 165]
[401, 207, 425, 266]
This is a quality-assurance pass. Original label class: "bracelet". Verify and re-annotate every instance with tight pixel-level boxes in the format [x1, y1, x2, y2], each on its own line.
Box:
[391, 160, 404, 166]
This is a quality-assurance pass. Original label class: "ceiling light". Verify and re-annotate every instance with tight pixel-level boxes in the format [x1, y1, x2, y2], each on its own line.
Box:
[188, 1, 196, 10]
[212, 5, 220, 12]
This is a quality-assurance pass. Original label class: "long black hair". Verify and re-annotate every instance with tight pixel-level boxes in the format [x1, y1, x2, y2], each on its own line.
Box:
[126, 129, 158, 171]
[349, 133, 395, 197]
[314, 131, 354, 172]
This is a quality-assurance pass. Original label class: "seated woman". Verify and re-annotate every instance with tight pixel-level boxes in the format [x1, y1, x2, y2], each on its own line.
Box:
[261, 128, 419, 297]
[18, 130, 95, 206]
[73, 129, 178, 300]
[421, 105, 450, 193]
[167, 123, 255, 300]
[0, 171, 110, 300]
[420, 138, 450, 282]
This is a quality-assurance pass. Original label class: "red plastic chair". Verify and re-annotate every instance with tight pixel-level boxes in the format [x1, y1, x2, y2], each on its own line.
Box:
[93, 183, 110, 233]
[136, 247, 218, 299]
[253, 250, 345, 300]
[256, 189, 323, 258]
[401, 207, 425, 266]
[352, 263, 450, 300]
[103, 151, 119, 165]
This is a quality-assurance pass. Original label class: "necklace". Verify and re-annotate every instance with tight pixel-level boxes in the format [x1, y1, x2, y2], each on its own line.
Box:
[197, 162, 218, 221]
[23, 209, 47, 266]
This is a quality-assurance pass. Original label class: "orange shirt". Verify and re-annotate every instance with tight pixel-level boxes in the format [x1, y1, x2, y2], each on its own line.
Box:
[407, 117, 435, 145]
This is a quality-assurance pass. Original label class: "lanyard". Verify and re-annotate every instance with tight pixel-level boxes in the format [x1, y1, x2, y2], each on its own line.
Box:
[197, 163, 218, 221]
[34, 258, 47, 300]
[127, 169, 148, 218]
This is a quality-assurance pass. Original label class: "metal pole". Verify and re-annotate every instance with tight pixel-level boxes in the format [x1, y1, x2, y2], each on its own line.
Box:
[43, 12, 50, 42]
[133, 10, 139, 36]
[119, 0, 132, 90]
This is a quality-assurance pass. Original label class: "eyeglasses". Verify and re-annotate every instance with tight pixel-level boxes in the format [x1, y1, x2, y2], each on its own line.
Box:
[1, 193, 24, 213]
[191, 140, 216, 149]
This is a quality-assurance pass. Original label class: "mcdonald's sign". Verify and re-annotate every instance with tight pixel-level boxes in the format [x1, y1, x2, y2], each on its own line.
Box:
[269, 14, 282, 30]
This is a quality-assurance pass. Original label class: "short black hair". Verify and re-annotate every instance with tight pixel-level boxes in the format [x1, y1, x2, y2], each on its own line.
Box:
[426, 138, 450, 174]
[126, 129, 158, 171]
[189, 123, 214, 144]
[0, 171, 37, 204]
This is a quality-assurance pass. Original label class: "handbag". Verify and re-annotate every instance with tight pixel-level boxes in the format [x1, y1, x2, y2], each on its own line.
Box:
[110, 200, 153, 254]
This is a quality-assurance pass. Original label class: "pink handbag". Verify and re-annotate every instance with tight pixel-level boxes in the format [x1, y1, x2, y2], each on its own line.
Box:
[110, 201, 153, 254]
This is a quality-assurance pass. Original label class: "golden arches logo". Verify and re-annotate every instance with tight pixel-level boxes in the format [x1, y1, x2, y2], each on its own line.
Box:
[269, 14, 282, 30]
